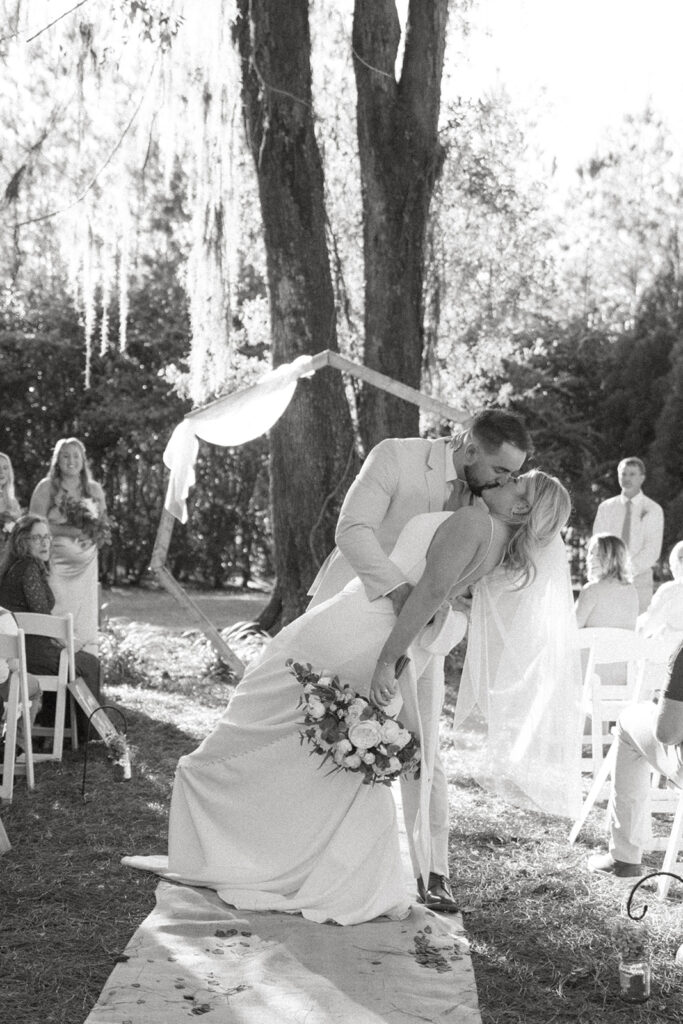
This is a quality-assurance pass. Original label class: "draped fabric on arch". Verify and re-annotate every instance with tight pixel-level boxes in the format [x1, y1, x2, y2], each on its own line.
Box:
[161, 351, 468, 525]
[152, 350, 467, 668]
[163, 357, 313, 524]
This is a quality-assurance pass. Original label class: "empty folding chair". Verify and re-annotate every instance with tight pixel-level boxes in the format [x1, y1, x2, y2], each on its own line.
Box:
[0, 628, 35, 802]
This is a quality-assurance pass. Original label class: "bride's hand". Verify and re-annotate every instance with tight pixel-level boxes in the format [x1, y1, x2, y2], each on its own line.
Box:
[369, 660, 397, 707]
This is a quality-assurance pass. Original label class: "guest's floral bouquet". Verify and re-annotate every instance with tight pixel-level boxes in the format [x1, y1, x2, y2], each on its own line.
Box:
[0, 511, 16, 537]
[288, 659, 421, 786]
[58, 494, 111, 547]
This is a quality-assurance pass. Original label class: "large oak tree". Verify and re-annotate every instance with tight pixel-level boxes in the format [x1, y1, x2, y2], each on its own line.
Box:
[234, 0, 358, 623]
[353, 0, 449, 449]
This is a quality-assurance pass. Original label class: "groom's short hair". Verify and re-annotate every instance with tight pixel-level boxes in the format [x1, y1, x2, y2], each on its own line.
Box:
[469, 409, 533, 457]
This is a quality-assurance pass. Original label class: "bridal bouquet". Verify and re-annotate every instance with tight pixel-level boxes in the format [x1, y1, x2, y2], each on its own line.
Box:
[288, 659, 421, 786]
[0, 511, 16, 537]
[59, 494, 111, 547]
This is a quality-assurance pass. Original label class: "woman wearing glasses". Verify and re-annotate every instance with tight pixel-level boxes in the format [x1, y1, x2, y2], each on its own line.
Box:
[0, 514, 102, 741]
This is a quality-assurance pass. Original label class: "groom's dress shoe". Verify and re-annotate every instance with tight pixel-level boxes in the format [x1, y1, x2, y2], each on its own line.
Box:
[416, 873, 459, 913]
[587, 853, 643, 878]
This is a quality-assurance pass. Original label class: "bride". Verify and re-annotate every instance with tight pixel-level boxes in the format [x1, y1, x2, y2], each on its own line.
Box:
[125, 470, 572, 926]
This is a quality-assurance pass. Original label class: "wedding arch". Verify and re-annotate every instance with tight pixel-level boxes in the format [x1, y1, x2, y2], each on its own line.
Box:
[150, 350, 467, 675]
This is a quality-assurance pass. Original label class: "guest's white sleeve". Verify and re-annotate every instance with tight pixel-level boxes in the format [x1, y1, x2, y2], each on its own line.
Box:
[631, 503, 664, 575]
[637, 582, 670, 635]
[335, 439, 407, 601]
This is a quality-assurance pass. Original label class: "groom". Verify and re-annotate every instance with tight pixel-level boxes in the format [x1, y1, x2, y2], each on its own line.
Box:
[308, 409, 532, 911]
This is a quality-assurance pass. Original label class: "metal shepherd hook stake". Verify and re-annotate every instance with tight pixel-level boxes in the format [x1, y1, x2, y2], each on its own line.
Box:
[626, 872, 683, 921]
[81, 705, 130, 801]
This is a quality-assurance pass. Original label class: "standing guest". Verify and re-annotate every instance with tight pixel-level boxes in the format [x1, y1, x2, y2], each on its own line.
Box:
[29, 438, 108, 654]
[638, 540, 683, 641]
[0, 514, 102, 743]
[592, 457, 663, 614]
[588, 641, 683, 879]
[0, 453, 21, 556]
[307, 408, 533, 912]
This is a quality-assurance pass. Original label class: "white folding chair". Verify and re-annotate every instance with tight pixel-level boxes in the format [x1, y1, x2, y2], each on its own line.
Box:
[570, 634, 681, 853]
[578, 628, 659, 777]
[13, 612, 79, 762]
[0, 815, 10, 853]
[656, 788, 683, 900]
[0, 629, 35, 801]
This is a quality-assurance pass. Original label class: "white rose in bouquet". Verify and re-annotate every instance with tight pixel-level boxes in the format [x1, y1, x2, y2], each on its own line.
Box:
[332, 738, 353, 764]
[361, 751, 376, 764]
[81, 497, 100, 519]
[345, 697, 368, 723]
[394, 727, 412, 749]
[388, 756, 402, 773]
[380, 719, 401, 744]
[306, 697, 326, 720]
[343, 753, 362, 769]
[348, 719, 383, 750]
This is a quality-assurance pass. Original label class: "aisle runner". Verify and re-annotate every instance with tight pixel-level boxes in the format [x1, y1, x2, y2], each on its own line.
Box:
[85, 795, 482, 1024]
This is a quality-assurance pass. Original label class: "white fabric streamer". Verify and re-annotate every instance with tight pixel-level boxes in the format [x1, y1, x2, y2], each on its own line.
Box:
[163, 356, 317, 522]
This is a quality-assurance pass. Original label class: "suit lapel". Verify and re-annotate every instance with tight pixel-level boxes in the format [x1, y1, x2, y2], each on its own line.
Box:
[426, 440, 449, 511]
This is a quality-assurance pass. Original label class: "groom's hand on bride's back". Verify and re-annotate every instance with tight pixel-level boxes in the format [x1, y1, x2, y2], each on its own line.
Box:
[387, 582, 413, 616]
[450, 594, 472, 620]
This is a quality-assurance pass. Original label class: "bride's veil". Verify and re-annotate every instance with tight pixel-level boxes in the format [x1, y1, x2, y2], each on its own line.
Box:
[453, 533, 583, 818]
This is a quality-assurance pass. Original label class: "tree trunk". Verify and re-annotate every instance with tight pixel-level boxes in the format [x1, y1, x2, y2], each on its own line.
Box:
[234, 0, 358, 625]
[353, 0, 449, 449]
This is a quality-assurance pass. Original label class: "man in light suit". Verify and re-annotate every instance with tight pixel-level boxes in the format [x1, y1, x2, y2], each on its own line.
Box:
[592, 457, 664, 613]
[308, 409, 532, 911]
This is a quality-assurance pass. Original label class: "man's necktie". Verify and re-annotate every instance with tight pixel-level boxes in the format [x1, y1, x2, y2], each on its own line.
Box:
[621, 499, 633, 548]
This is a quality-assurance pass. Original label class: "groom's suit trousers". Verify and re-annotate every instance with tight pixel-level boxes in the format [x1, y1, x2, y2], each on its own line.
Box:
[399, 653, 450, 878]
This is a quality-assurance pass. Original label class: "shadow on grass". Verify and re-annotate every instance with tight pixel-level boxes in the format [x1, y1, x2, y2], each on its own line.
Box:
[0, 700, 204, 1024]
[443, 747, 683, 1024]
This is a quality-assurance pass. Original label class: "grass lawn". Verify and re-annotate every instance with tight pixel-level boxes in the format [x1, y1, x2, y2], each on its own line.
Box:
[1, 616, 682, 1023]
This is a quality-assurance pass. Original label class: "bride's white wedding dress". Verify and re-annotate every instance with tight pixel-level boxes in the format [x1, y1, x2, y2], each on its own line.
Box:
[124, 511, 470, 926]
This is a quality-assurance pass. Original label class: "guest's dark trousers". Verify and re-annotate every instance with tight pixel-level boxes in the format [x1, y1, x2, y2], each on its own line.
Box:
[26, 634, 102, 743]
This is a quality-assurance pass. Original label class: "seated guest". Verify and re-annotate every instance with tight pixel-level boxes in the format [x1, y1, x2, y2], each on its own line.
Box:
[575, 534, 639, 630]
[575, 534, 639, 686]
[0, 515, 102, 742]
[588, 641, 683, 878]
[638, 540, 683, 640]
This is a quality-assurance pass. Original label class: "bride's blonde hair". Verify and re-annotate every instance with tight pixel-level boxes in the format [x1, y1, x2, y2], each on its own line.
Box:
[505, 470, 571, 587]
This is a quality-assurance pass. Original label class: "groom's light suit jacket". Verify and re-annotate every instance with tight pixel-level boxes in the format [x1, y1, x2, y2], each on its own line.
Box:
[308, 436, 461, 608]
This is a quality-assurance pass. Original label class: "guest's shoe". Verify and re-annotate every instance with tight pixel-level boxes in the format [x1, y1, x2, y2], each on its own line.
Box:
[587, 853, 643, 878]
[416, 873, 459, 913]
